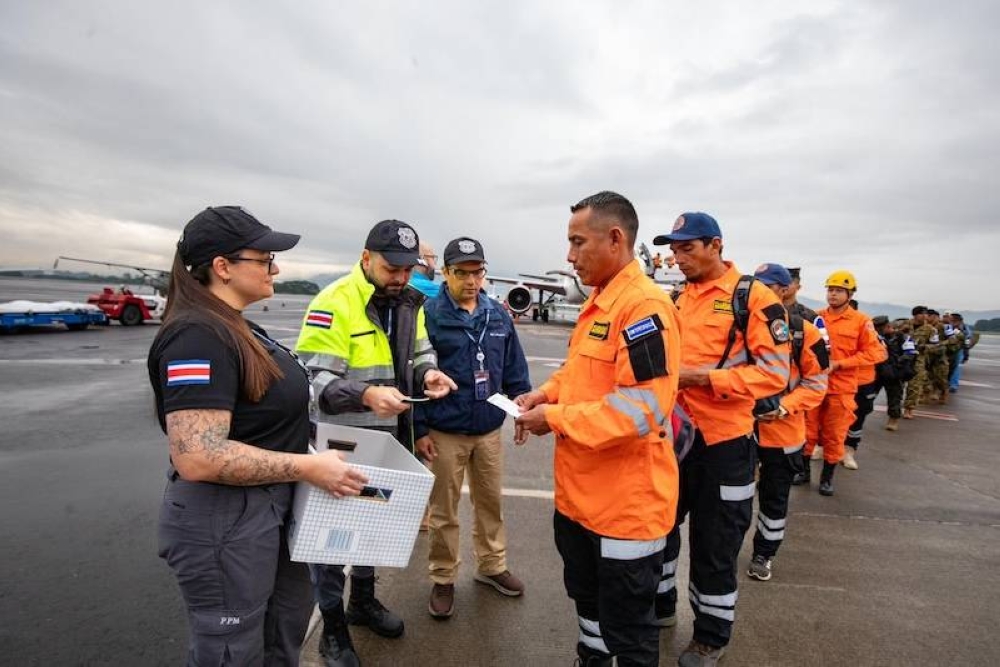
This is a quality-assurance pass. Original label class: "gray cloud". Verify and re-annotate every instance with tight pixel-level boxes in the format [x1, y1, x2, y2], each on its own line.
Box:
[1, 0, 997, 309]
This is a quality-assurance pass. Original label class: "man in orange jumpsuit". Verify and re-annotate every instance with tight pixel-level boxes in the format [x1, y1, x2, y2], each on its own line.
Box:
[747, 263, 829, 582]
[798, 271, 886, 496]
[515, 191, 681, 667]
[653, 213, 790, 667]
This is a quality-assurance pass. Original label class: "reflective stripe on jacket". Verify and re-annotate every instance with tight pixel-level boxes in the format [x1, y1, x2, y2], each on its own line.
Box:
[817, 306, 887, 395]
[758, 319, 829, 448]
[540, 260, 681, 540]
[674, 262, 791, 446]
[295, 262, 436, 441]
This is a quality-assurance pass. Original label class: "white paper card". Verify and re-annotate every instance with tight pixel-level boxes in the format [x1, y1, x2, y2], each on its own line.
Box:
[487, 393, 521, 419]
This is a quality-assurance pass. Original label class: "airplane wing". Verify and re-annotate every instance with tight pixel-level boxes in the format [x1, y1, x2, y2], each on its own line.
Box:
[487, 274, 567, 296]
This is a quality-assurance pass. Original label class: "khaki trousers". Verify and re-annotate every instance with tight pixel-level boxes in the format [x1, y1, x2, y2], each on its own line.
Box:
[427, 428, 507, 584]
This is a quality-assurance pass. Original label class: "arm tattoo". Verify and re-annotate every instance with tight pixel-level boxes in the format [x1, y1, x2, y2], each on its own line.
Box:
[166, 410, 302, 485]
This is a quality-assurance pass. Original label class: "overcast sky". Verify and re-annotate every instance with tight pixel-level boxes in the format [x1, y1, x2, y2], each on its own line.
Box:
[1, 0, 998, 309]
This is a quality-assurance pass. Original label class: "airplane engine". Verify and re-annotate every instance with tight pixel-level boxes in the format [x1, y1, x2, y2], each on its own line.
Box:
[505, 285, 533, 314]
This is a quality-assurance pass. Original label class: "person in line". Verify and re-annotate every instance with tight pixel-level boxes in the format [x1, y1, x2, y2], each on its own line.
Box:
[295, 219, 457, 667]
[747, 263, 829, 582]
[516, 191, 681, 666]
[149, 206, 368, 666]
[799, 271, 886, 495]
[653, 212, 790, 667]
[416, 237, 532, 619]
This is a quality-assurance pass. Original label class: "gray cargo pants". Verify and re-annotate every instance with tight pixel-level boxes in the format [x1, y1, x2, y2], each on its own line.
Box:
[158, 476, 314, 666]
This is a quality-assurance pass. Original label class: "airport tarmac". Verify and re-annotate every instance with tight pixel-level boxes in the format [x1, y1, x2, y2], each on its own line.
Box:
[1, 276, 999, 666]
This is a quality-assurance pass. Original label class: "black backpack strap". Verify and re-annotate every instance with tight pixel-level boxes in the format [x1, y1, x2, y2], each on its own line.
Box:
[717, 275, 755, 369]
[789, 314, 805, 370]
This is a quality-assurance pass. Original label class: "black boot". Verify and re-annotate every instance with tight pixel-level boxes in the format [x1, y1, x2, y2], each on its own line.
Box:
[319, 605, 360, 667]
[819, 462, 836, 496]
[791, 462, 811, 486]
[346, 575, 405, 638]
[575, 643, 613, 666]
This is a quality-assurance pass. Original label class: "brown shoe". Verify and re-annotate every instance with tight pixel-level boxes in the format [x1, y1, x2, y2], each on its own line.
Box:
[428, 583, 454, 619]
[885, 418, 899, 432]
[474, 570, 524, 596]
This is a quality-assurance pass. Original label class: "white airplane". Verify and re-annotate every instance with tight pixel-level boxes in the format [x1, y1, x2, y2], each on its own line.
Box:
[487, 244, 681, 322]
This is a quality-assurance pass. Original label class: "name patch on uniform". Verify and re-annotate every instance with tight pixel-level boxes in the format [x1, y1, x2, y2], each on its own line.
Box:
[306, 310, 334, 329]
[713, 299, 733, 313]
[166, 360, 212, 386]
[589, 321, 611, 340]
[623, 315, 662, 342]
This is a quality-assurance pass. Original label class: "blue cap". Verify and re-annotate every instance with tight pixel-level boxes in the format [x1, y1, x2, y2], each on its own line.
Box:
[753, 262, 793, 287]
[652, 212, 722, 244]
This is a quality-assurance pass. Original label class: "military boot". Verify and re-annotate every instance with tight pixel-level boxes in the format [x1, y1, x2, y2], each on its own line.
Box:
[791, 463, 811, 486]
[819, 462, 836, 496]
[319, 605, 360, 667]
[574, 643, 613, 666]
[346, 575, 405, 638]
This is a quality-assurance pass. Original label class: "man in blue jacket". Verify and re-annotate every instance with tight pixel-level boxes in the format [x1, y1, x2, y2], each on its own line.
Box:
[415, 236, 532, 620]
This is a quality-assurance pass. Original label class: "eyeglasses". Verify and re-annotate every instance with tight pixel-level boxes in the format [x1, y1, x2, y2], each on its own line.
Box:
[450, 267, 487, 279]
[226, 253, 276, 272]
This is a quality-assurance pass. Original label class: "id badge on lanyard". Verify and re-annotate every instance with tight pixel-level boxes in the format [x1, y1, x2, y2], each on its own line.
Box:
[469, 311, 490, 401]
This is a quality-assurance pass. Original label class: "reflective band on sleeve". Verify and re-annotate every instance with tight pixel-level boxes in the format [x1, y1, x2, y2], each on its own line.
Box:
[801, 374, 828, 391]
[719, 482, 756, 501]
[607, 393, 650, 437]
[600, 535, 666, 561]
[620, 387, 665, 427]
[578, 617, 610, 655]
[301, 353, 348, 376]
[348, 364, 396, 382]
[311, 370, 336, 398]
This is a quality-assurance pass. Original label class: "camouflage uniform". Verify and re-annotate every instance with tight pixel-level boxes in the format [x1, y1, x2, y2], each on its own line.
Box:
[926, 323, 950, 402]
[903, 320, 936, 410]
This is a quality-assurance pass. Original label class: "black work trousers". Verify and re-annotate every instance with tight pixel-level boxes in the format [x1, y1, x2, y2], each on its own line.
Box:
[876, 377, 905, 419]
[657, 431, 756, 648]
[752, 445, 803, 559]
[845, 382, 878, 450]
[158, 478, 314, 667]
[554, 511, 664, 666]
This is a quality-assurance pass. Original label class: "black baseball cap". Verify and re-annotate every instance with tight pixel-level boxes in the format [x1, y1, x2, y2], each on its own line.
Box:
[178, 206, 300, 268]
[443, 237, 486, 266]
[365, 220, 421, 266]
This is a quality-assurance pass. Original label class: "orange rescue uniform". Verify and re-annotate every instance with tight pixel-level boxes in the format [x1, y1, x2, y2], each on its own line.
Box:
[541, 259, 681, 540]
[758, 319, 829, 448]
[674, 263, 791, 445]
[805, 307, 887, 463]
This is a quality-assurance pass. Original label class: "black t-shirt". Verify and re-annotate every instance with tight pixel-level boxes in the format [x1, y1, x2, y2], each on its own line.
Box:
[147, 316, 311, 454]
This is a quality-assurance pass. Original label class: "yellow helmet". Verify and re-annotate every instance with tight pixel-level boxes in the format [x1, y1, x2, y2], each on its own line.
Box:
[825, 270, 857, 291]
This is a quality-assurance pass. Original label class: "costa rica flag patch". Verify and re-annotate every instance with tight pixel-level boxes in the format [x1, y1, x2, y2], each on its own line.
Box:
[306, 309, 334, 328]
[166, 360, 212, 386]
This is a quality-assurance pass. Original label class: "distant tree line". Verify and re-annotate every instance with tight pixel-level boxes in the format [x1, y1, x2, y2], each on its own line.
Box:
[273, 280, 319, 295]
[974, 318, 1000, 332]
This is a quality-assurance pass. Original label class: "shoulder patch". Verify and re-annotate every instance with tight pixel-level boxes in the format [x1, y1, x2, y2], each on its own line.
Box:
[166, 359, 211, 386]
[770, 318, 790, 343]
[713, 299, 733, 313]
[589, 321, 611, 340]
[623, 314, 663, 342]
[306, 309, 334, 329]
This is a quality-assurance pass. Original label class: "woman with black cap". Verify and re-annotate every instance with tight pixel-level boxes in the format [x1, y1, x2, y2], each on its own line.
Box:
[148, 206, 368, 666]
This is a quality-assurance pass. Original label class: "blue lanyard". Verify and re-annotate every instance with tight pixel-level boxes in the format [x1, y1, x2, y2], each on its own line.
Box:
[464, 310, 490, 370]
